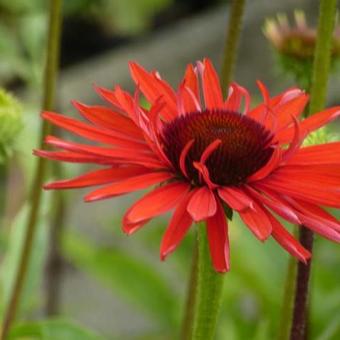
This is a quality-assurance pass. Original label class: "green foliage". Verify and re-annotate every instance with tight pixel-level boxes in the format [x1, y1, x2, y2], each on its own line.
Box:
[62, 230, 180, 331]
[0, 194, 50, 317]
[8, 318, 104, 340]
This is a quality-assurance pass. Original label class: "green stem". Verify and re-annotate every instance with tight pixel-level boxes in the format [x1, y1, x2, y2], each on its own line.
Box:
[191, 223, 224, 340]
[289, 1, 337, 339]
[308, 0, 337, 116]
[0, 1, 62, 338]
[220, 0, 246, 90]
[180, 242, 198, 340]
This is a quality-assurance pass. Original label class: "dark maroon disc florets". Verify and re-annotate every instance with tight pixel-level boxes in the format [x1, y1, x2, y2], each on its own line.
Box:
[162, 110, 274, 186]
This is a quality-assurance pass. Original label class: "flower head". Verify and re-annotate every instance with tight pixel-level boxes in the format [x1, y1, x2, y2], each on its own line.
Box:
[35, 59, 340, 272]
[264, 11, 340, 84]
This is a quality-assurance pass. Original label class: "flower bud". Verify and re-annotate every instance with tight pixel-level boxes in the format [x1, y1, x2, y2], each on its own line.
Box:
[0, 89, 22, 162]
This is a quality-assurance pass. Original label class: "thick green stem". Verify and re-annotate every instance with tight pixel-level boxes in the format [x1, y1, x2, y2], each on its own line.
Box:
[289, 1, 337, 339]
[220, 0, 246, 90]
[180, 242, 198, 340]
[0, 1, 62, 338]
[191, 223, 224, 340]
[308, 0, 337, 116]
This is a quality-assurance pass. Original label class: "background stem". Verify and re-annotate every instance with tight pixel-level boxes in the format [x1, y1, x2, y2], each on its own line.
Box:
[290, 0, 337, 339]
[191, 223, 224, 340]
[0, 0, 62, 338]
[220, 0, 246, 90]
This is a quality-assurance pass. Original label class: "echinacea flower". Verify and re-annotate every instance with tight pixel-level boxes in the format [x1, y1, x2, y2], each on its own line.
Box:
[35, 58, 340, 272]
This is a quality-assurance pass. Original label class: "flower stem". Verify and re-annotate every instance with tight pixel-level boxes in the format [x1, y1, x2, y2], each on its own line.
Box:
[289, 1, 337, 339]
[191, 223, 224, 340]
[180, 241, 198, 340]
[220, 0, 246, 90]
[0, 0, 62, 338]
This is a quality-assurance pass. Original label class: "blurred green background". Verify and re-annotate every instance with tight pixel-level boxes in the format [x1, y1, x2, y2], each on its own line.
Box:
[0, 0, 339, 339]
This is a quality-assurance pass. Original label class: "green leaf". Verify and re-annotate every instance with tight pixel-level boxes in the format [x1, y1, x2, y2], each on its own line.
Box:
[9, 318, 104, 340]
[0, 192, 50, 316]
[62, 231, 179, 329]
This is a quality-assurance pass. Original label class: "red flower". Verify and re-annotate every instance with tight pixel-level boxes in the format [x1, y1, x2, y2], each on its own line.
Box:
[35, 59, 340, 272]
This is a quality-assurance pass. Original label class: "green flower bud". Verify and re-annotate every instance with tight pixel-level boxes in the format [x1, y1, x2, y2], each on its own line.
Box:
[0, 88, 23, 163]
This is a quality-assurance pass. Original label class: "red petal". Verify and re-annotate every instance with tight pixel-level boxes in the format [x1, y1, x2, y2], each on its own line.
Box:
[256, 170, 340, 208]
[160, 191, 194, 260]
[218, 186, 254, 211]
[239, 201, 272, 241]
[187, 187, 217, 221]
[289, 142, 340, 165]
[277, 107, 340, 144]
[206, 199, 230, 272]
[84, 171, 173, 202]
[33, 149, 112, 164]
[72, 101, 143, 139]
[42, 111, 146, 149]
[269, 214, 311, 262]
[94, 85, 121, 107]
[246, 186, 301, 225]
[200, 59, 223, 109]
[247, 147, 282, 182]
[129, 62, 177, 121]
[179, 64, 200, 113]
[225, 83, 250, 114]
[124, 181, 190, 224]
[45, 135, 163, 169]
[179, 139, 194, 178]
[44, 166, 149, 190]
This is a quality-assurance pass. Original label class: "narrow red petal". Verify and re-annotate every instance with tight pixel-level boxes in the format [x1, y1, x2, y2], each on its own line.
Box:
[124, 182, 190, 224]
[256, 173, 340, 208]
[268, 214, 311, 263]
[247, 147, 282, 182]
[33, 149, 112, 165]
[129, 62, 177, 121]
[179, 64, 200, 113]
[276, 106, 340, 144]
[44, 135, 163, 169]
[187, 187, 217, 221]
[289, 142, 340, 165]
[42, 111, 146, 149]
[218, 186, 254, 211]
[179, 139, 194, 178]
[44, 166, 149, 190]
[239, 201, 272, 241]
[72, 101, 143, 139]
[84, 171, 173, 202]
[200, 59, 223, 109]
[225, 83, 250, 114]
[206, 199, 230, 272]
[160, 191, 194, 260]
[246, 186, 301, 225]
[94, 85, 121, 107]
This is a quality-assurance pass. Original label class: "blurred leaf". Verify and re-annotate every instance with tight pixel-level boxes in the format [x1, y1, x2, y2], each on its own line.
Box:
[0, 192, 50, 316]
[62, 231, 179, 330]
[8, 318, 104, 340]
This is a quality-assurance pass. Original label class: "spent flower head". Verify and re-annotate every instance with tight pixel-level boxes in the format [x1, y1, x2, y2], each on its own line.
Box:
[0, 88, 22, 163]
[35, 59, 340, 272]
[264, 10, 340, 86]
